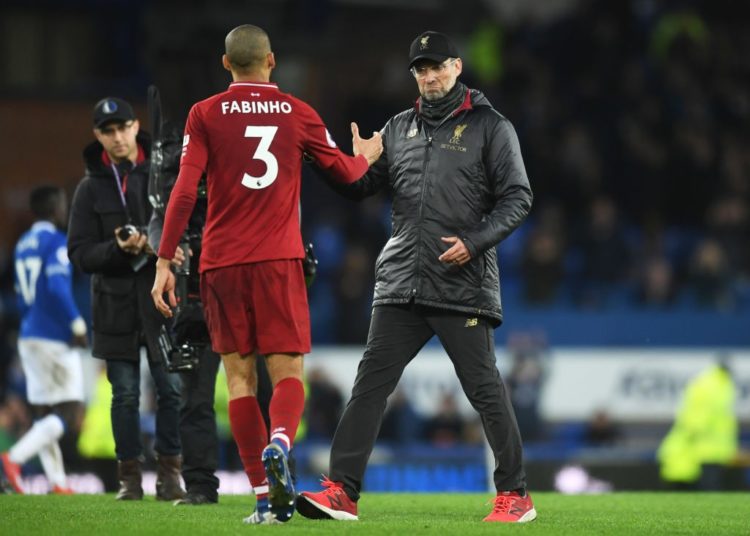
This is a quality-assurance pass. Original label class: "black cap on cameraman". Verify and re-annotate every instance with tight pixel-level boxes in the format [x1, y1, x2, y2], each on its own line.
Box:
[93, 97, 136, 129]
[409, 31, 459, 68]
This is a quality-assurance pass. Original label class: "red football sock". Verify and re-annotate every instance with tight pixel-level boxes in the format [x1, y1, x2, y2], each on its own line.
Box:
[228, 396, 268, 489]
[268, 377, 305, 451]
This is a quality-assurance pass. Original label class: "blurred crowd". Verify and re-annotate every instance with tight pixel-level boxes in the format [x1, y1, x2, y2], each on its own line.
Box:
[1, 3, 748, 347]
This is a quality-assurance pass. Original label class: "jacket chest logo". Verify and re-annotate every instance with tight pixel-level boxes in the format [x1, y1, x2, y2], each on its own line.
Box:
[440, 124, 468, 152]
[450, 124, 468, 144]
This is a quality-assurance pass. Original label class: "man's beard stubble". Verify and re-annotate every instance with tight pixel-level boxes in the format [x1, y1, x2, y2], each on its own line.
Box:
[421, 87, 448, 101]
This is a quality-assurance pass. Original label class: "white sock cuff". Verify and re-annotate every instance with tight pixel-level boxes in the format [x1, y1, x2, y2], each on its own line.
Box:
[270, 432, 290, 450]
[254, 485, 269, 495]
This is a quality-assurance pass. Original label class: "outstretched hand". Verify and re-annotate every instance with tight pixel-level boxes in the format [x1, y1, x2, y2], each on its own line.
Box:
[352, 122, 383, 165]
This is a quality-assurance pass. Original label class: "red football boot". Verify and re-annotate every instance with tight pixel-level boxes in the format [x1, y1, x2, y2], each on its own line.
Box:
[483, 490, 537, 523]
[296, 476, 359, 521]
[51, 485, 75, 495]
[0, 452, 24, 494]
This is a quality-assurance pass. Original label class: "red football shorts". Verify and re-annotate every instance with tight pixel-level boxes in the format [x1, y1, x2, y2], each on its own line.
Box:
[199, 259, 311, 356]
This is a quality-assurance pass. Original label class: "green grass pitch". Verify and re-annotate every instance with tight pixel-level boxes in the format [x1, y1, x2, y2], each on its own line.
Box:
[1, 492, 748, 535]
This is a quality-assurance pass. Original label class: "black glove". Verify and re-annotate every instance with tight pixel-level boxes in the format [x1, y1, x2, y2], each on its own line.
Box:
[303, 243, 317, 288]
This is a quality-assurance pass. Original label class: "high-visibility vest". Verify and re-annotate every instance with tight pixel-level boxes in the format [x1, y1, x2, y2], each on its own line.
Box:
[658, 365, 738, 482]
[77, 371, 116, 459]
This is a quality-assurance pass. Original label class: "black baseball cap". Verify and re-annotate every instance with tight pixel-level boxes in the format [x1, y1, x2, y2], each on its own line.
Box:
[93, 97, 136, 129]
[409, 31, 459, 68]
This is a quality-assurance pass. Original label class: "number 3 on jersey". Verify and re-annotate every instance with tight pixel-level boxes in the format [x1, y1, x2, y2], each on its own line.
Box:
[242, 126, 279, 189]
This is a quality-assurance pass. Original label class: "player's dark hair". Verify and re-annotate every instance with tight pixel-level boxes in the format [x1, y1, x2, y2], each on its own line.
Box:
[30, 186, 63, 219]
[225, 24, 271, 73]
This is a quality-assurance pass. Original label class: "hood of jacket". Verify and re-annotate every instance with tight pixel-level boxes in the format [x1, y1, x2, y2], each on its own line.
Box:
[83, 131, 152, 177]
[414, 84, 493, 122]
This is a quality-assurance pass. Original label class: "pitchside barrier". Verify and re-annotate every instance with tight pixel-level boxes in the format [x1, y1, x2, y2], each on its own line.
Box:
[307, 346, 750, 422]
[23, 347, 746, 494]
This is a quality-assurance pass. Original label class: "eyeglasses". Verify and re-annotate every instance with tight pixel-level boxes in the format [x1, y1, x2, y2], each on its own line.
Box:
[97, 120, 135, 136]
[410, 58, 457, 79]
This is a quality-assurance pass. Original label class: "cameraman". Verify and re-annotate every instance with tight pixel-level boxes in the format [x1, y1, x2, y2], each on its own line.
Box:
[148, 168, 223, 505]
[68, 97, 185, 502]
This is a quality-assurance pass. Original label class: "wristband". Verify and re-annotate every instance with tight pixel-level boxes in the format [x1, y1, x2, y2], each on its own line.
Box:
[71, 318, 87, 337]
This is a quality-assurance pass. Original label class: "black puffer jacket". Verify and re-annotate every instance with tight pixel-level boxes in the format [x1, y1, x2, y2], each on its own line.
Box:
[335, 89, 532, 325]
[68, 132, 167, 361]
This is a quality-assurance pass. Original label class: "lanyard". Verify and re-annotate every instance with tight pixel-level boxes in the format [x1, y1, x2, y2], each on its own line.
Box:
[111, 163, 133, 221]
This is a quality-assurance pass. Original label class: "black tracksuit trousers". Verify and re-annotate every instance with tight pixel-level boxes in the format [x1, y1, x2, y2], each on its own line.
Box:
[178, 347, 221, 499]
[330, 303, 526, 501]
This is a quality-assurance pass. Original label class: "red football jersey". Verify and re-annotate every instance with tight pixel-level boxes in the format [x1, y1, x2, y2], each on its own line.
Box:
[158, 81, 369, 271]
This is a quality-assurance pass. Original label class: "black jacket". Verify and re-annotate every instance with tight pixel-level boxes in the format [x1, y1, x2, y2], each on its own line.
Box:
[68, 132, 166, 361]
[334, 89, 532, 325]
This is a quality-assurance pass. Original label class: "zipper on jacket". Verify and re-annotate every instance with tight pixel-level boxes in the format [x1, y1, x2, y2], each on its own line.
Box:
[412, 105, 466, 300]
[413, 133, 433, 298]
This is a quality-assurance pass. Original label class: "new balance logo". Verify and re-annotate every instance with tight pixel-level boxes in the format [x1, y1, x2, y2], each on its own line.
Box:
[465, 318, 478, 327]
[328, 493, 344, 509]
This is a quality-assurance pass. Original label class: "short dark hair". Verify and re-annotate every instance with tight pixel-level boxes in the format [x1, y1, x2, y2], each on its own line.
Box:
[225, 24, 271, 73]
[30, 186, 63, 219]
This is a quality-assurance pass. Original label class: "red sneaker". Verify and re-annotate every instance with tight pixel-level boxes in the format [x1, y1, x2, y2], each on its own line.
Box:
[51, 485, 75, 495]
[483, 490, 537, 523]
[0, 452, 24, 494]
[296, 476, 359, 521]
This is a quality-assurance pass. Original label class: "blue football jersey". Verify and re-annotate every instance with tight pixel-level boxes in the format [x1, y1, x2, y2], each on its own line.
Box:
[14, 221, 83, 342]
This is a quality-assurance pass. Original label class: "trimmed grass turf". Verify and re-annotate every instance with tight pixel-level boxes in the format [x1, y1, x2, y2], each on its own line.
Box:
[1, 492, 748, 535]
